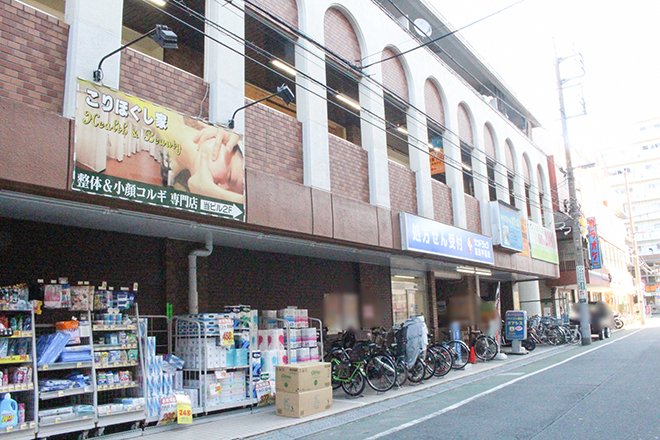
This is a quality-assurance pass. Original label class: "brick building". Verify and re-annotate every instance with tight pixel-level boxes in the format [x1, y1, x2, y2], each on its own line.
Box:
[0, 0, 560, 336]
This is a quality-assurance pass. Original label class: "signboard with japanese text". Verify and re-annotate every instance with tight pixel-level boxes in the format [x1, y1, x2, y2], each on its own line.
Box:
[527, 221, 559, 264]
[576, 265, 588, 303]
[587, 217, 602, 269]
[520, 218, 530, 257]
[489, 201, 524, 252]
[400, 213, 494, 265]
[71, 79, 245, 221]
[504, 310, 527, 340]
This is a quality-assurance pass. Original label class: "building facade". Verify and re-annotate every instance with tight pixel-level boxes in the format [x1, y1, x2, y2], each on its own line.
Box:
[0, 0, 560, 335]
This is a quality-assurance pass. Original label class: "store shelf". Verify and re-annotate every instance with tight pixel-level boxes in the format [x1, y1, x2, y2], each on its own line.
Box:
[37, 416, 95, 439]
[182, 365, 249, 373]
[0, 355, 30, 365]
[0, 332, 33, 339]
[93, 343, 138, 351]
[204, 398, 254, 413]
[0, 383, 33, 393]
[92, 324, 137, 331]
[38, 361, 92, 371]
[0, 421, 36, 440]
[0, 305, 31, 312]
[96, 407, 145, 427]
[97, 381, 139, 391]
[95, 361, 138, 369]
[39, 385, 93, 400]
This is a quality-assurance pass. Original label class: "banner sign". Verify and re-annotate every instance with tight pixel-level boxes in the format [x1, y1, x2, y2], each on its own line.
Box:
[587, 217, 602, 269]
[489, 201, 523, 252]
[520, 218, 530, 257]
[72, 79, 245, 221]
[504, 310, 527, 340]
[527, 221, 559, 264]
[400, 213, 494, 264]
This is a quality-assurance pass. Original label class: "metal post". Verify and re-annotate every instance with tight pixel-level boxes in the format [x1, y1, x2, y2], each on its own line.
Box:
[555, 48, 591, 345]
[624, 170, 647, 324]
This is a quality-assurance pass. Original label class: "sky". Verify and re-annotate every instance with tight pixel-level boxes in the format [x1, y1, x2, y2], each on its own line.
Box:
[427, 0, 660, 157]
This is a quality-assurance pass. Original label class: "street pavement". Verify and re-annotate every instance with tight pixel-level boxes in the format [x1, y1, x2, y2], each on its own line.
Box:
[287, 320, 660, 440]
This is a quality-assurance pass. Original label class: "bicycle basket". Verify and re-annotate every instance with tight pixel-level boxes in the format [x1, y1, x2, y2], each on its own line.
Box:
[348, 341, 370, 362]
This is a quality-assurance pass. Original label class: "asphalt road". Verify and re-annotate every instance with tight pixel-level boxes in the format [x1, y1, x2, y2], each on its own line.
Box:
[299, 322, 660, 440]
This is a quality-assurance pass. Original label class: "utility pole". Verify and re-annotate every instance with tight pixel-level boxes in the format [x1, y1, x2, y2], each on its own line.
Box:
[555, 46, 591, 345]
[624, 170, 647, 324]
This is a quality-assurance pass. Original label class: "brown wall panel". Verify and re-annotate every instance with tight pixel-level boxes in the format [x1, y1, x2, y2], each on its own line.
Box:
[329, 135, 369, 204]
[331, 194, 379, 246]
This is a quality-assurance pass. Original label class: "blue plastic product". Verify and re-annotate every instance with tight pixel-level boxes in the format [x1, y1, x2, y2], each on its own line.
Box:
[0, 394, 18, 428]
[36, 333, 71, 366]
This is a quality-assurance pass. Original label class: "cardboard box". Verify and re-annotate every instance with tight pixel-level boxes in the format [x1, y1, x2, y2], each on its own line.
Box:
[276, 387, 332, 418]
[276, 362, 331, 393]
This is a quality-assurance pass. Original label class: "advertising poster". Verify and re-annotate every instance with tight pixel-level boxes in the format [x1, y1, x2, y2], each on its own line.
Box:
[587, 217, 602, 269]
[72, 79, 245, 221]
[400, 213, 494, 265]
[519, 218, 530, 257]
[527, 221, 559, 264]
[489, 201, 523, 252]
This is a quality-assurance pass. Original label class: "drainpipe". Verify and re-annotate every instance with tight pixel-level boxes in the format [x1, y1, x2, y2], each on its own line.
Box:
[189, 234, 213, 315]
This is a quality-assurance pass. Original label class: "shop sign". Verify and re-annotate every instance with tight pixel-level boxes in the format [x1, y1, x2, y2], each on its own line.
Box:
[489, 201, 523, 252]
[646, 284, 660, 292]
[520, 218, 530, 257]
[504, 310, 527, 340]
[576, 265, 587, 303]
[400, 213, 494, 264]
[587, 217, 602, 269]
[527, 221, 559, 264]
[71, 79, 245, 221]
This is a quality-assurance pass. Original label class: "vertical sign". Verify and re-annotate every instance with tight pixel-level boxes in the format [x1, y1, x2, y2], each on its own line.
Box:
[504, 310, 527, 340]
[576, 265, 588, 303]
[587, 217, 602, 269]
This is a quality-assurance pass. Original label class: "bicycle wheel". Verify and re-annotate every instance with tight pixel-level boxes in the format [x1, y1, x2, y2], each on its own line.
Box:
[431, 346, 452, 377]
[407, 358, 425, 383]
[447, 341, 470, 370]
[395, 358, 408, 387]
[341, 370, 366, 396]
[365, 354, 397, 392]
[568, 328, 582, 345]
[474, 336, 498, 361]
[423, 350, 437, 380]
[521, 338, 536, 351]
[547, 328, 564, 346]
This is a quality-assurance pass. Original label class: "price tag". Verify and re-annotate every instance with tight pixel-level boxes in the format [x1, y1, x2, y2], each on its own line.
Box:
[84, 281, 89, 286]
[37, 279, 44, 284]
[42, 365, 49, 371]
[176, 394, 193, 424]
[50, 280, 57, 284]
[6, 425, 12, 432]
[133, 282, 139, 292]
[77, 362, 82, 367]
[108, 287, 114, 291]
[58, 390, 64, 397]
[58, 277, 68, 284]
[54, 417, 61, 424]
[19, 423, 26, 430]
[214, 370, 227, 379]
[77, 281, 83, 285]
[101, 281, 107, 289]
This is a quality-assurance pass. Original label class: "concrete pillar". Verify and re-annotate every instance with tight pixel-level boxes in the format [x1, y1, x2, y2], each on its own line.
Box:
[205, 0, 245, 129]
[408, 107, 434, 218]
[360, 71, 390, 209]
[518, 280, 542, 316]
[63, 0, 123, 118]
[471, 128, 490, 235]
[443, 131, 467, 229]
[528, 166, 543, 225]
[296, 5, 331, 191]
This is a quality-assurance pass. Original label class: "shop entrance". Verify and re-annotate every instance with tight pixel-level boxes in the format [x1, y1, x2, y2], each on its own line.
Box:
[391, 273, 427, 325]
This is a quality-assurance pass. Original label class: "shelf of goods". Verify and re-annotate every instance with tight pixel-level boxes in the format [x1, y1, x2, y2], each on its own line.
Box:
[173, 306, 258, 416]
[0, 292, 38, 440]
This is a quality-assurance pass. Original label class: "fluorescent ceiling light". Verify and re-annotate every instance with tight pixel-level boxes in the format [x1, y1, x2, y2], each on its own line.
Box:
[393, 275, 416, 280]
[456, 266, 475, 274]
[148, 0, 167, 6]
[336, 94, 361, 111]
[462, 163, 472, 171]
[271, 59, 297, 77]
[475, 269, 492, 276]
[396, 126, 408, 135]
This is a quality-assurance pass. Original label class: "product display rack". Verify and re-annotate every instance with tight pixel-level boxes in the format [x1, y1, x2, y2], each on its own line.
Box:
[173, 313, 258, 416]
[0, 307, 37, 440]
[91, 303, 145, 429]
[35, 310, 96, 439]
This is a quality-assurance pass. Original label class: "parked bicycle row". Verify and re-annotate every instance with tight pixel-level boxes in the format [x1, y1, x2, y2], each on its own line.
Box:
[323, 317, 500, 397]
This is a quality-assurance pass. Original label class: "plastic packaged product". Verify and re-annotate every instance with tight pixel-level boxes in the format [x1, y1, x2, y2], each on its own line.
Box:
[15, 340, 28, 356]
[22, 316, 31, 332]
[70, 286, 93, 311]
[127, 349, 138, 363]
[108, 351, 121, 363]
[56, 321, 80, 345]
[0, 340, 8, 358]
[17, 403, 24, 424]
[0, 394, 18, 428]
[119, 370, 131, 383]
[43, 284, 64, 309]
[36, 332, 71, 366]
[97, 372, 107, 385]
[99, 352, 109, 365]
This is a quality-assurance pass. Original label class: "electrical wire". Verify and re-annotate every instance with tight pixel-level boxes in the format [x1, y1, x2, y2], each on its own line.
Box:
[137, 0, 555, 212]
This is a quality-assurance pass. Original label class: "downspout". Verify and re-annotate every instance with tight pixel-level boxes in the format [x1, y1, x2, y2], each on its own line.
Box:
[189, 234, 213, 315]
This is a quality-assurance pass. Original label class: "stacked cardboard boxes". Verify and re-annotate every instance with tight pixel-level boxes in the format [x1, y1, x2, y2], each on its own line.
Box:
[275, 362, 332, 418]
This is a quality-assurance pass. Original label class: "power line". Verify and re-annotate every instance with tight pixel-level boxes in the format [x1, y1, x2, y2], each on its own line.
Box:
[139, 0, 556, 212]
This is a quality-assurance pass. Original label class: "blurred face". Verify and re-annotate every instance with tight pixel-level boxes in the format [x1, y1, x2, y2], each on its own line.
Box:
[209, 140, 244, 195]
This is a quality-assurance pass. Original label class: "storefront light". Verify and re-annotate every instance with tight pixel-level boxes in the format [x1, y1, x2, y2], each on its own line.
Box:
[396, 126, 409, 135]
[336, 93, 362, 111]
[148, 0, 167, 6]
[475, 269, 492, 276]
[456, 266, 475, 274]
[393, 275, 416, 280]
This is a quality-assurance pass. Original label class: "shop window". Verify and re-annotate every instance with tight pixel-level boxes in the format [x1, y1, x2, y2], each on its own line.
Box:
[539, 191, 546, 226]
[525, 183, 532, 218]
[245, 13, 297, 117]
[21, 0, 64, 19]
[461, 142, 474, 196]
[508, 172, 515, 206]
[428, 122, 445, 184]
[487, 159, 497, 201]
[391, 274, 428, 325]
[122, 0, 205, 78]
[326, 63, 361, 145]
[385, 94, 409, 166]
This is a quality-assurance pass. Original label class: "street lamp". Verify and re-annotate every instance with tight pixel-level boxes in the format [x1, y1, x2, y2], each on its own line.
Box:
[93, 25, 178, 82]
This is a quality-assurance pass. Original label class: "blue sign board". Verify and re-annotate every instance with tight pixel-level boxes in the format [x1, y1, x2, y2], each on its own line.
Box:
[489, 201, 524, 252]
[400, 213, 494, 265]
[505, 310, 527, 340]
[587, 217, 602, 269]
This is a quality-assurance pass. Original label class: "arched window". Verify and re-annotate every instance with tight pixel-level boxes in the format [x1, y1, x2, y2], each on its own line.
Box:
[458, 104, 474, 196]
[522, 155, 532, 218]
[382, 48, 410, 166]
[425, 80, 445, 183]
[505, 140, 516, 206]
[484, 124, 497, 201]
[537, 165, 546, 226]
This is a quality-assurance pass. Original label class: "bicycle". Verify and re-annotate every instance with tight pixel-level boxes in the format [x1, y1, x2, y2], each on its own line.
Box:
[431, 331, 470, 370]
[469, 329, 499, 361]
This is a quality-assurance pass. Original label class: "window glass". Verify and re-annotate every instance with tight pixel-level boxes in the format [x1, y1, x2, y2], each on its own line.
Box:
[392, 274, 428, 325]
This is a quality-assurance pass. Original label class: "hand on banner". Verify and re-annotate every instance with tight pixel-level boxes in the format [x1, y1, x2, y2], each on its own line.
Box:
[188, 141, 244, 204]
[193, 126, 240, 162]
[192, 127, 244, 195]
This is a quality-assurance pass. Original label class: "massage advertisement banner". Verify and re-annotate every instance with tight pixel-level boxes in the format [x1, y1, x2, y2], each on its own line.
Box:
[71, 79, 245, 221]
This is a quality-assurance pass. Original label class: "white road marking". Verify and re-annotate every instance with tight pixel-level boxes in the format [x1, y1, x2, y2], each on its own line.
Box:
[364, 330, 642, 440]
[497, 372, 525, 376]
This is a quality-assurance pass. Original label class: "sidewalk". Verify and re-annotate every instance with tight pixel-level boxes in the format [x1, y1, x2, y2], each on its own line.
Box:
[138, 344, 574, 440]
